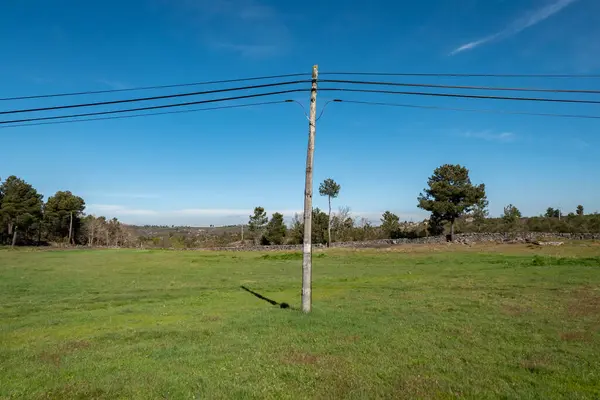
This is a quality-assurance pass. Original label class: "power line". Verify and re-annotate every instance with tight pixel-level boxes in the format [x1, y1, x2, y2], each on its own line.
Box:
[0, 100, 289, 129]
[0, 73, 310, 101]
[320, 79, 600, 95]
[5, 94, 599, 130]
[0, 80, 310, 115]
[5, 71, 597, 102]
[319, 87, 600, 105]
[0, 89, 309, 125]
[336, 99, 600, 120]
[320, 72, 600, 78]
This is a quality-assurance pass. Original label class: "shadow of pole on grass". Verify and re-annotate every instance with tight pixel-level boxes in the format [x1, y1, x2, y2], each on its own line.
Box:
[240, 286, 291, 309]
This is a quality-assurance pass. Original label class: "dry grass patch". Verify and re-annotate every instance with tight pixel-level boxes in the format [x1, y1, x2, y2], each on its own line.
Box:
[501, 303, 531, 316]
[38, 340, 91, 368]
[394, 374, 448, 399]
[520, 356, 552, 374]
[560, 331, 593, 342]
[568, 287, 600, 317]
[281, 351, 321, 365]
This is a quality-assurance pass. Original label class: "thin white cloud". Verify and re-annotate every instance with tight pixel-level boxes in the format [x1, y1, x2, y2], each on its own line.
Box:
[87, 205, 302, 219]
[451, 0, 579, 55]
[87, 204, 159, 216]
[176, 0, 290, 58]
[236, 3, 276, 20]
[84, 205, 430, 226]
[573, 138, 590, 149]
[97, 79, 131, 90]
[185, 0, 275, 20]
[208, 42, 281, 58]
[178, 208, 302, 216]
[462, 131, 517, 142]
[99, 193, 160, 199]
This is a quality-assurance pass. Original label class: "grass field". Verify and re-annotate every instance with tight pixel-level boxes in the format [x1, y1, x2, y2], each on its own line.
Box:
[1, 243, 600, 399]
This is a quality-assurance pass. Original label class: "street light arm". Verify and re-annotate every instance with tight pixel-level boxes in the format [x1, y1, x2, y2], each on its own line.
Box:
[285, 99, 341, 121]
[316, 99, 341, 121]
[285, 99, 309, 120]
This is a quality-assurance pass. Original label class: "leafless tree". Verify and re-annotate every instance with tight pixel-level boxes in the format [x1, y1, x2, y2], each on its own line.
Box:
[332, 206, 352, 242]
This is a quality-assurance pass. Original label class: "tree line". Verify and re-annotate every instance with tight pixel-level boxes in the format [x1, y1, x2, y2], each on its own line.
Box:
[245, 166, 598, 246]
[2, 167, 598, 248]
[0, 175, 135, 247]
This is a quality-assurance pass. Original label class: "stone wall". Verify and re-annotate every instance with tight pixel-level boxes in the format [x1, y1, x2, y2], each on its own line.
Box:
[448, 232, 600, 243]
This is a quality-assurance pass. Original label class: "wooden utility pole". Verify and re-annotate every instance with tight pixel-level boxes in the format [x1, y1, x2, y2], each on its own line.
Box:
[302, 65, 318, 313]
[241, 224, 244, 243]
[69, 211, 74, 245]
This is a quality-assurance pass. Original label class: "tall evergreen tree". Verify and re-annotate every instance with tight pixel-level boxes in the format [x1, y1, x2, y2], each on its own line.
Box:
[265, 212, 286, 245]
[318, 178, 341, 247]
[311, 208, 330, 245]
[0, 176, 44, 246]
[248, 207, 268, 244]
[380, 211, 400, 239]
[287, 208, 329, 245]
[45, 191, 86, 244]
[417, 164, 486, 241]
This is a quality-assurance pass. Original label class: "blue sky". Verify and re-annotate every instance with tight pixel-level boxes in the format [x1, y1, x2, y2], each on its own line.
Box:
[1, 0, 599, 226]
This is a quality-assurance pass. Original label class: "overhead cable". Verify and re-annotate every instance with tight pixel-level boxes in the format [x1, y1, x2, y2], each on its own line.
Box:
[0, 89, 309, 125]
[319, 87, 600, 105]
[0, 73, 310, 101]
[320, 79, 600, 95]
[320, 72, 600, 78]
[0, 101, 289, 129]
[0, 80, 310, 115]
[336, 99, 600, 120]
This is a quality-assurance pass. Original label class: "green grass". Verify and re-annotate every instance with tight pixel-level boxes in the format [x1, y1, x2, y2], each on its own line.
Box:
[1, 244, 600, 399]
